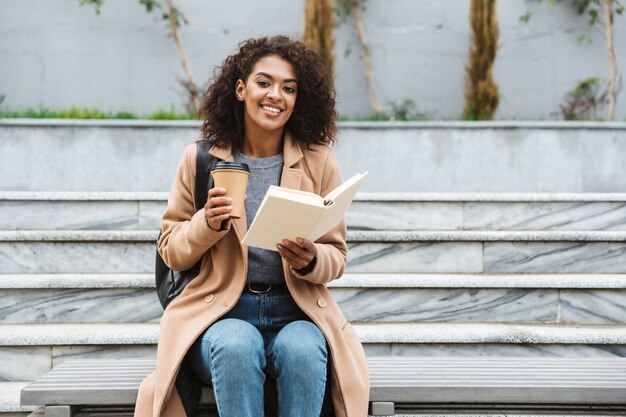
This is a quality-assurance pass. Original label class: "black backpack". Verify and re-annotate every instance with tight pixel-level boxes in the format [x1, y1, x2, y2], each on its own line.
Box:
[155, 142, 217, 309]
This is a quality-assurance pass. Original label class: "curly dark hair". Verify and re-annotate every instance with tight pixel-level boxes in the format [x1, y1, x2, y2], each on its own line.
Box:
[199, 36, 337, 149]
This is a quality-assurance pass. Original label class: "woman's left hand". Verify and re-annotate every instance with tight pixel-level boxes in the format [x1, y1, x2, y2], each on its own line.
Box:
[277, 237, 317, 271]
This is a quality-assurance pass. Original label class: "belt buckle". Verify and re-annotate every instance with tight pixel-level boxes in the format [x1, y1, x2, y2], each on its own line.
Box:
[248, 283, 271, 294]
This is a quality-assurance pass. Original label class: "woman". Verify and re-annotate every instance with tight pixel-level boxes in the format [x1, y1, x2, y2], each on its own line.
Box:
[134, 36, 369, 417]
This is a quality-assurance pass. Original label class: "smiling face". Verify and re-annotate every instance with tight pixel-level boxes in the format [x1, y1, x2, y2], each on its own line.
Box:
[235, 55, 298, 139]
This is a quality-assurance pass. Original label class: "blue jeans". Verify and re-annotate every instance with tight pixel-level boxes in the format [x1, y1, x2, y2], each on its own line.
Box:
[186, 288, 329, 417]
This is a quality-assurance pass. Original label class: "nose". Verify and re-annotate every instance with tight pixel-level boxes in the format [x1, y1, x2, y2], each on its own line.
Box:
[266, 86, 281, 100]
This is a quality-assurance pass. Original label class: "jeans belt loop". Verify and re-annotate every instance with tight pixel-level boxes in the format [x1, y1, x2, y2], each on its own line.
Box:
[247, 283, 272, 294]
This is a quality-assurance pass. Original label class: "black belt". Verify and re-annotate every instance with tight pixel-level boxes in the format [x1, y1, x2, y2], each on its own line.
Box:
[246, 283, 287, 294]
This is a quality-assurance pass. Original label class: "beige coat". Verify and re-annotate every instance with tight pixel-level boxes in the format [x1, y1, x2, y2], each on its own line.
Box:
[134, 135, 370, 417]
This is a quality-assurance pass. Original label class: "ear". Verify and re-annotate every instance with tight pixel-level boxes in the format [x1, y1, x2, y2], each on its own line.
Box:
[235, 79, 245, 101]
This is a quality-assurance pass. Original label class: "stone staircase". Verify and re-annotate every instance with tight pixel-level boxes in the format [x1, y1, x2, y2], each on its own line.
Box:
[2, 191, 626, 416]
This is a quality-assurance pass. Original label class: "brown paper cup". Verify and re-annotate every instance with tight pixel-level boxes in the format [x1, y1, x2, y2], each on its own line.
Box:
[212, 168, 249, 219]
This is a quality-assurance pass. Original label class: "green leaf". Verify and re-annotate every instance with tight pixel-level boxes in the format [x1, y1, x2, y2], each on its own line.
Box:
[77, 0, 106, 15]
[519, 12, 533, 23]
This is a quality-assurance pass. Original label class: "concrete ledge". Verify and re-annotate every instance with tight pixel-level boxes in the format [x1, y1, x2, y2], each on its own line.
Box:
[4, 273, 626, 290]
[3, 191, 626, 202]
[339, 120, 626, 130]
[356, 193, 626, 202]
[0, 119, 201, 128]
[0, 192, 168, 201]
[0, 274, 155, 289]
[349, 230, 626, 242]
[3, 121, 626, 193]
[3, 230, 626, 242]
[0, 230, 157, 242]
[0, 382, 35, 412]
[0, 324, 159, 346]
[4, 323, 626, 346]
[356, 323, 626, 344]
[335, 273, 626, 289]
[3, 118, 626, 130]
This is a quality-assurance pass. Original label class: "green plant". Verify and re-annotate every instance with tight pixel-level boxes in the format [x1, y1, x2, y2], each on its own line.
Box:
[521, 0, 623, 120]
[560, 76, 607, 120]
[79, 0, 186, 26]
[147, 104, 196, 120]
[0, 105, 196, 120]
[78, 0, 200, 116]
[387, 99, 428, 121]
[463, 0, 500, 121]
[338, 99, 429, 121]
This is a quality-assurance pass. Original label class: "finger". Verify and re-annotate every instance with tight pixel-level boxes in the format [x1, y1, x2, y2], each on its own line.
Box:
[208, 187, 227, 198]
[296, 237, 316, 253]
[209, 213, 230, 226]
[207, 206, 232, 217]
[277, 243, 299, 265]
[207, 196, 232, 208]
[282, 239, 309, 258]
[281, 252, 307, 270]
[277, 244, 309, 269]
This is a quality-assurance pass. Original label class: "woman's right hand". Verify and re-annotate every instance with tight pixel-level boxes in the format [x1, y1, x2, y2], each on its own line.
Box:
[205, 187, 232, 231]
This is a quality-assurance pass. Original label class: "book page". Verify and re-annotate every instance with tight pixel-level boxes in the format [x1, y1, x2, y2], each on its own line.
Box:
[310, 172, 368, 241]
[242, 173, 367, 250]
[323, 172, 368, 203]
[242, 189, 325, 251]
[265, 186, 325, 207]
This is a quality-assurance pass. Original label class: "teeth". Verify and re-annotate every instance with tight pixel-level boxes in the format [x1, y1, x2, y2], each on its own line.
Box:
[262, 105, 281, 113]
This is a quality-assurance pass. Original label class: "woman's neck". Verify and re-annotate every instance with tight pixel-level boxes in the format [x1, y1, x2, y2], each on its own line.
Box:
[241, 128, 284, 158]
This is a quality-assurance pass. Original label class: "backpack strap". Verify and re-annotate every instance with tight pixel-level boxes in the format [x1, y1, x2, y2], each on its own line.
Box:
[194, 142, 216, 211]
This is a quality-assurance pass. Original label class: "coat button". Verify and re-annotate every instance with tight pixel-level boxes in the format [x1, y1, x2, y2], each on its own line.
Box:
[204, 294, 214, 303]
[317, 298, 327, 308]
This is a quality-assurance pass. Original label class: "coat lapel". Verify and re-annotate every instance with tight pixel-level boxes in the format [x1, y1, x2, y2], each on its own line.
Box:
[280, 132, 304, 189]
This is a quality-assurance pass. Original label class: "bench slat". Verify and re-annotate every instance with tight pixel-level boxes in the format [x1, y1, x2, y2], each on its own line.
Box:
[369, 386, 626, 404]
[21, 357, 626, 407]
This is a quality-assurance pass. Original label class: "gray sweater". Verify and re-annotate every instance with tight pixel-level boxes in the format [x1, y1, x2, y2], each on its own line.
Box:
[233, 149, 285, 285]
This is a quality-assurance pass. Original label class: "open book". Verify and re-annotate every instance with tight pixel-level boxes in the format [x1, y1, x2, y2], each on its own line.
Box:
[241, 172, 367, 251]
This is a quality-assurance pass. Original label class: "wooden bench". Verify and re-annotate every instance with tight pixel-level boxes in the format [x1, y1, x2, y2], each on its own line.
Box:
[21, 357, 626, 417]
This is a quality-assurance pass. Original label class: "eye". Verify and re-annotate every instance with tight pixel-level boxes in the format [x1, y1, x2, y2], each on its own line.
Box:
[257, 80, 270, 87]
[283, 86, 297, 94]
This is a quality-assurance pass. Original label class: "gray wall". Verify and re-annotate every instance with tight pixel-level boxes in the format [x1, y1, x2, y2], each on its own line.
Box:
[2, 120, 625, 192]
[1, 0, 625, 120]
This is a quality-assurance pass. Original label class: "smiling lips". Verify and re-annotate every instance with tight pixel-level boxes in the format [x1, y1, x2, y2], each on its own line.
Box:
[261, 104, 282, 114]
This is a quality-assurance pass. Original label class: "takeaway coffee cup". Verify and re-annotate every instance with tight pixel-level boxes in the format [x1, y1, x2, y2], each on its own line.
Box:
[211, 161, 250, 219]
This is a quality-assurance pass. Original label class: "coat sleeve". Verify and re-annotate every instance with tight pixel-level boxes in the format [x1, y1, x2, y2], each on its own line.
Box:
[291, 148, 348, 285]
[158, 144, 230, 271]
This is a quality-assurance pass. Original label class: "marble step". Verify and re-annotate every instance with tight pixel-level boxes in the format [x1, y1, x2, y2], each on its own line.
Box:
[2, 274, 626, 325]
[0, 382, 33, 414]
[5, 322, 626, 383]
[3, 192, 626, 231]
[4, 322, 626, 346]
[2, 230, 626, 274]
[6, 273, 626, 289]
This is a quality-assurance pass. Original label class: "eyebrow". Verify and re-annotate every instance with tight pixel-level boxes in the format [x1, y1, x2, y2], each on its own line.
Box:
[255, 72, 297, 84]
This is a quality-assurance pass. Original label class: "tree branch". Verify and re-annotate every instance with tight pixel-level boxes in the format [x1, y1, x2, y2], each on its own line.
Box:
[165, 0, 200, 116]
[351, 0, 383, 114]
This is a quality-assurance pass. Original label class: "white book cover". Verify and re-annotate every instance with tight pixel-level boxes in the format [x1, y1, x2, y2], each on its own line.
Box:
[241, 172, 367, 251]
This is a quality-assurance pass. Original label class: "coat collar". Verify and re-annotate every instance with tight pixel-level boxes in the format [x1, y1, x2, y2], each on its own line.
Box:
[208, 131, 303, 167]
